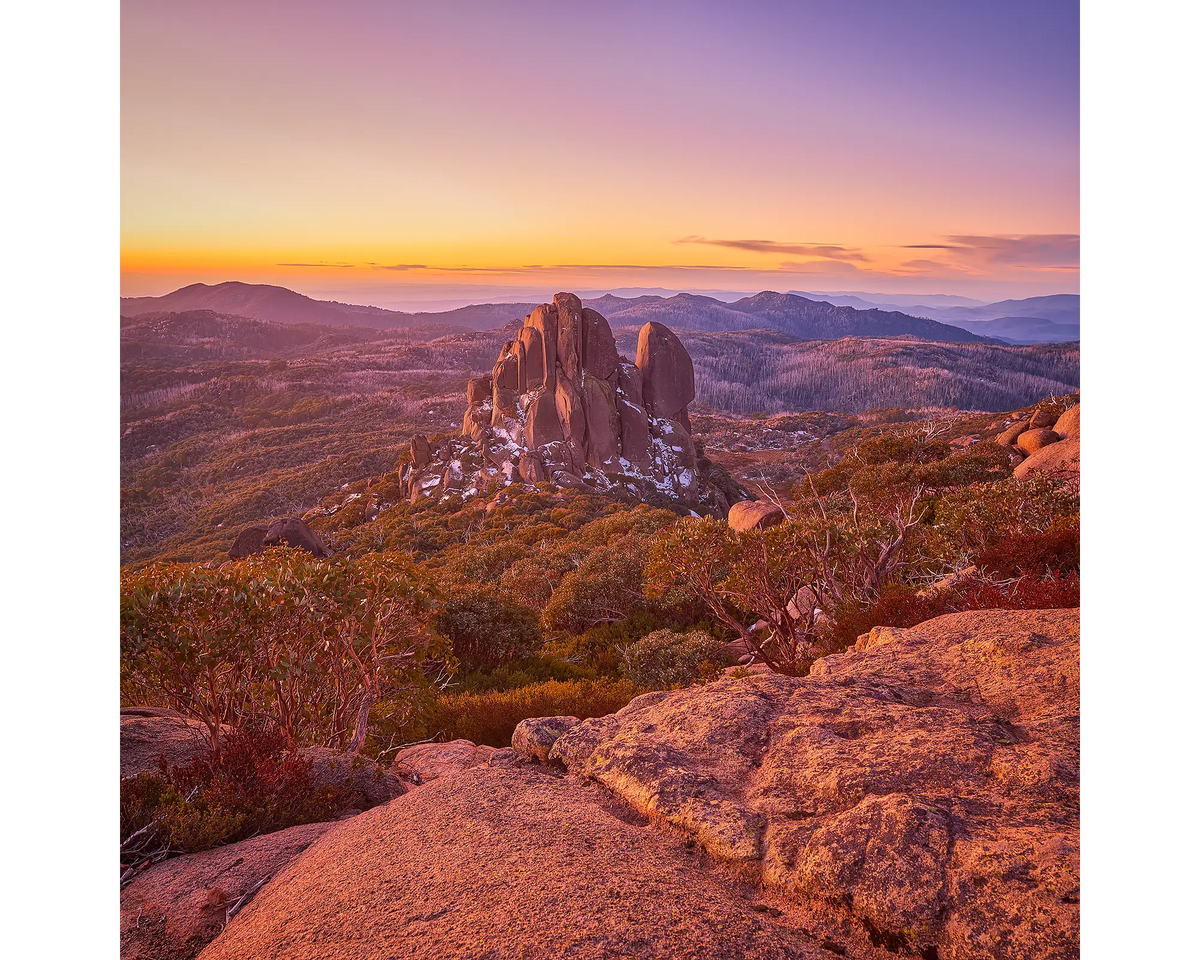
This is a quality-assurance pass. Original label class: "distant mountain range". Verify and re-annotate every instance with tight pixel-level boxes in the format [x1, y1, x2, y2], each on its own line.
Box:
[122, 282, 1080, 345]
[789, 291, 1080, 344]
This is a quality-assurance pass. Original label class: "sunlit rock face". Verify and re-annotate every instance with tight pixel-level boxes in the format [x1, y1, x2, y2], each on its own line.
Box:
[398, 293, 744, 515]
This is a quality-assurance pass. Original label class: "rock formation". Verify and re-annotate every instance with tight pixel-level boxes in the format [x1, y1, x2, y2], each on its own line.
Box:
[227, 517, 332, 560]
[545, 608, 1079, 960]
[727, 500, 786, 533]
[120, 710, 219, 779]
[999, 400, 1081, 484]
[398, 294, 744, 515]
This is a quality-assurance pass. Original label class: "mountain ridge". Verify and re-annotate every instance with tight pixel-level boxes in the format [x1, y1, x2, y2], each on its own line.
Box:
[122, 282, 1003, 344]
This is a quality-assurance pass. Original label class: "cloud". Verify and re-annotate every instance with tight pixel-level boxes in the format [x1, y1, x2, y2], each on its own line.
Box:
[276, 262, 356, 268]
[776, 259, 863, 276]
[675, 236, 871, 262]
[902, 234, 1079, 269]
[376, 263, 429, 271]
[897, 259, 979, 275]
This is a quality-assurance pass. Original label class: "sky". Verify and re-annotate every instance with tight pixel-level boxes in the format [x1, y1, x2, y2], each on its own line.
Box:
[121, 0, 1079, 309]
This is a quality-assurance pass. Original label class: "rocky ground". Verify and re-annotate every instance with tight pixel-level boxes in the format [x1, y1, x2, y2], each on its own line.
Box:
[122, 607, 1080, 960]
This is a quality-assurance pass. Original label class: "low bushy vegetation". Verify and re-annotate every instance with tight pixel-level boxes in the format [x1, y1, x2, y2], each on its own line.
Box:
[389, 678, 645, 748]
[121, 550, 448, 754]
[619, 629, 731, 688]
[120, 726, 349, 885]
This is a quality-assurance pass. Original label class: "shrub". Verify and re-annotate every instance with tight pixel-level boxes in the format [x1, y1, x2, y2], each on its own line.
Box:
[827, 573, 1080, 653]
[392, 678, 645, 747]
[977, 524, 1080, 578]
[120, 726, 349, 879]
[433, 589, 543, 673]
[121, 550, 446, 753]
[456, 655, 597, 694]
[620, 629, 731, 689]
[541, 539, 653, 636]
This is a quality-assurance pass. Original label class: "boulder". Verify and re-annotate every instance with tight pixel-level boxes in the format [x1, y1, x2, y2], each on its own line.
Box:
[616, 360, 644, 407]
[392, 739, 494, 786]
[525, 391, 564, 448]
[295, 747, 406, 810]
[121, 713, 216, 779]
[554, 375, 587, 465]
[262, 518, 332, 558]
[408, 469, 440, 504]
[490, 387, 519, 422]
[462, 403, 491, 441]
[617, 398, 650, 467]
[1054, 403, 1081, 439]
[492, 349, 519, 392]
[518, 451, 546, 484]
[581, 376, 620, 468]
[227, 525, 268, 560]
[1014, 436, 1081, 482]
[198, 768, 829, 960]
[1028, 408, 1057, 428]
[727, 500, 785, 532]
[466, 376, 492, 405]
[409, 434, 432, 468]
[122, 822, 333, 960]
[549, 608, 1079, 960]
[511, 715, 580, 764]
[526, 303, 559, 393]
[516, 325, 545, 391]
[996, 419, 1029, 445]
[636, 321, 695, 421]
[581, 307, 619, 380]
[553, 292, 585, 384]
[1015, 427, 1061, 454]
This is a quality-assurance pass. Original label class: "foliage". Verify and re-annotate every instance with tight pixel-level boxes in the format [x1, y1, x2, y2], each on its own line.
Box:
[541, 539, 657, 635]
[826, 573, 1080, 652]
[646, 480, 929, 676]
[620, 629, 731, 689]
[120, 726, 349, 878]
[924, 475, 1079, 559]
[432, 588, 543, 673]
[389, 678, 645, 748]
[121, 550, 447, 753]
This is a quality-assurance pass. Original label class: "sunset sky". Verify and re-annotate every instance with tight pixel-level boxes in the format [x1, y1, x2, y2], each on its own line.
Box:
[121, 0, 1079, 309]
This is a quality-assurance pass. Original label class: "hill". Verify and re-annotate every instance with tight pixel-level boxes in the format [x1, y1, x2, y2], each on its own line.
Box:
[122, 283, 997, 342]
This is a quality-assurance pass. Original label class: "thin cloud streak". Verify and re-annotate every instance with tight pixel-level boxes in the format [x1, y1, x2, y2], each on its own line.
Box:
[675, 236, 871, 262]
[902, 234, 1079, 268]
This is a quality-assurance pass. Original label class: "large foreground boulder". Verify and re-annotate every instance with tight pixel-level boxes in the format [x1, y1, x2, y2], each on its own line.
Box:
[122, 822, 333, 960]
[190, 609, 1078, 960]
[199, 768, 834, 960]
[549, 608, 1079, 960]
[121, 712, 216, 779]
[391, 739, 496, 786]
[296, 747, 406, 809]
